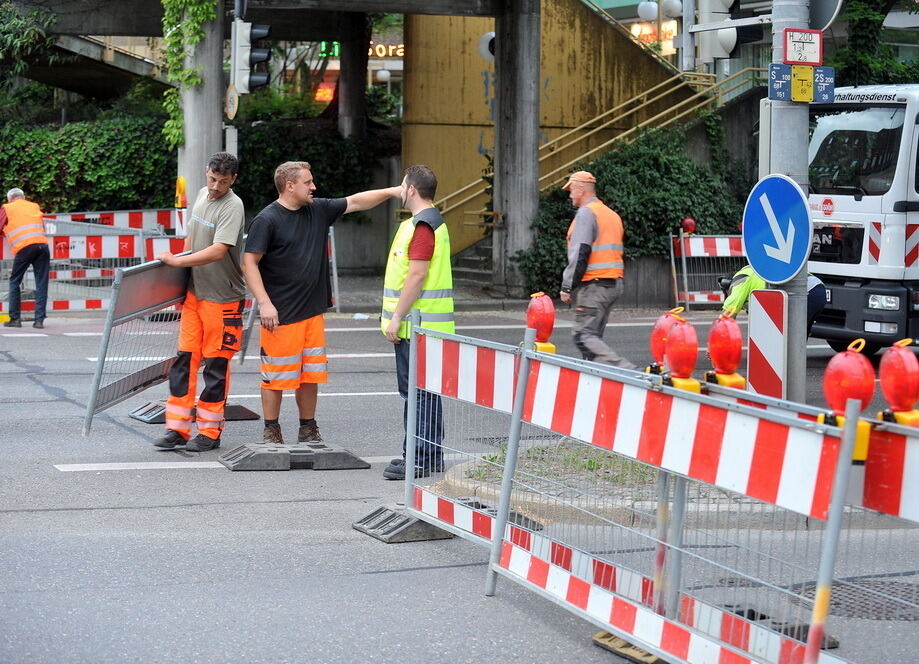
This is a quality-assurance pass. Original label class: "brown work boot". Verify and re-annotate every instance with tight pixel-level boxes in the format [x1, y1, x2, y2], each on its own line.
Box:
[297, 420, 323, 443]
[262, 422, 284, 445]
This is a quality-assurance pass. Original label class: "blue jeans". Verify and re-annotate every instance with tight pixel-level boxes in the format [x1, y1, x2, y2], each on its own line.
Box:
[8, 243, 50, 321]
[394, 338, 444, 471]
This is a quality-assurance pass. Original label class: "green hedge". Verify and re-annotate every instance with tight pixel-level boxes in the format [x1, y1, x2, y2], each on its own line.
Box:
[513, 127, 743, 296]
[0, 116, 389, 214]
[0, 117, 175, 211]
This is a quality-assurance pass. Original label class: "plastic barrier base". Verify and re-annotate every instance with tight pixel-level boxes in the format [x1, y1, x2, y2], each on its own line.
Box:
[218, 442, 370, 471]
[591, 632, 659, 663]
[352, 506, 455, 543]
[129, 401, 260, 424]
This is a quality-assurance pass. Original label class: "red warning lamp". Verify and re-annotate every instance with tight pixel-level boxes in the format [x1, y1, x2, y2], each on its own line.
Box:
[680, 217, 696, 234]
[649, 307, 685, 364]
[880, 339, 919, 411]
[878, 339, 919, 427]
[527, 292, 556, 353]
[708, 315, 743, 374]
[823, 339, 876, 415]
[665, 319, 698, 379]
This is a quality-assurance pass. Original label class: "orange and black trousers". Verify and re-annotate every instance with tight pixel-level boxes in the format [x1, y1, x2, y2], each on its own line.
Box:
[165, 292, 244, 441]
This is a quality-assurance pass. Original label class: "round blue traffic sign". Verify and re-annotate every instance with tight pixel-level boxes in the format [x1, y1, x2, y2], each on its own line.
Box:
[742, 174, 813, 285]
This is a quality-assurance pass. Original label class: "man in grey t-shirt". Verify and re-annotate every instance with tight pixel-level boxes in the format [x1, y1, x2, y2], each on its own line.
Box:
[152, 152, 246, 452]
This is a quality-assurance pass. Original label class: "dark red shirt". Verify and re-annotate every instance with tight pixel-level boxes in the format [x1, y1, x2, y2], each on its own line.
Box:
[408, 221, 435, 261]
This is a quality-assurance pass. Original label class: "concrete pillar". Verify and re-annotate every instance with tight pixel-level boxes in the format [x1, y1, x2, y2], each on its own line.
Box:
[177, 5, 225, 201]
[492, 0, 540, 296]
[338, 13, 369, 139]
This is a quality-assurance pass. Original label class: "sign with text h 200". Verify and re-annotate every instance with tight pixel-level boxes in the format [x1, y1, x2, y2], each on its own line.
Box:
[742, 175, 813, 285]
[783, 28, 822, 66]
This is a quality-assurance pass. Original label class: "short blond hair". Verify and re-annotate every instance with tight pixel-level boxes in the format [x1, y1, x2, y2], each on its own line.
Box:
[274, 161, 311, 194]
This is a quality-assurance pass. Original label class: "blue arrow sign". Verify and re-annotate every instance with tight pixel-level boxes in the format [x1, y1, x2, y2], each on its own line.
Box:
[742, 174, 813, 284]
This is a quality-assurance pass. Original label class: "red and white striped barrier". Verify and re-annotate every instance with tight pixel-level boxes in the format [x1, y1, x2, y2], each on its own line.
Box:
[416, 336, 518, 414]
[861, 427, 919, 524]
[519, 358, 837, 519]
[671, 233, 747, 308]
[906, 224, 919, 267]
[674, 235, 744, 258]
[43, 208, 176, 231]
[747, 289, 787, 400]
[867, 222, 882, 264]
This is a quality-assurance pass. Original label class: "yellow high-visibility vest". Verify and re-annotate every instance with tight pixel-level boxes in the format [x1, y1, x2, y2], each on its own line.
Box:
[381, 207, 455, 339]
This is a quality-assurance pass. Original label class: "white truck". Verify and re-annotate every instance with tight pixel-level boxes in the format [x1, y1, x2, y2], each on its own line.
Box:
[807, 84, 919, 354]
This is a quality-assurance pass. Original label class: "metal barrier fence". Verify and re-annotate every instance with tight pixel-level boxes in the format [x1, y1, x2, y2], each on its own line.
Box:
[671, 231, 747, 309]
[83, 258, 188, 435]
[402, 321, 919, 664]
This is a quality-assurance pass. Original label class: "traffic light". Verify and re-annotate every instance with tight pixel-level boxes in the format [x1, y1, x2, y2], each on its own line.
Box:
[232, 18, 271, 94]
[697, 0, 763, 63]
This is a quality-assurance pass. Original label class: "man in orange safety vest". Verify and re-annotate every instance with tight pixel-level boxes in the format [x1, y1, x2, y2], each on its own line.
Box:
[0, 188, 50, 328]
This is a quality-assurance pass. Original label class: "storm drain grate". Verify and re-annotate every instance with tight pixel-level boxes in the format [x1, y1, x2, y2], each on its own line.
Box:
[796, 580, 919, 621]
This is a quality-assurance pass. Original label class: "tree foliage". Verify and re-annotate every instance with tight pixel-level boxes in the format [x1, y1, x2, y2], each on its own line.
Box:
[0, 1, 60, 87]
[829, 0, 919, 84]
[513, 127, 743, 296]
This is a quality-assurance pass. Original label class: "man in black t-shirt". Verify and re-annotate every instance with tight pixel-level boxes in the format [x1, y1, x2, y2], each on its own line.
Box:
[243, 161, 400, 445]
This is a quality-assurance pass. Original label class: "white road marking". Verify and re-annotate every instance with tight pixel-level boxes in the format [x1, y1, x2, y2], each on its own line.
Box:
[55, 461, 225, 472]
[63, 332, 103, 337]
[1, 333, 46, 338]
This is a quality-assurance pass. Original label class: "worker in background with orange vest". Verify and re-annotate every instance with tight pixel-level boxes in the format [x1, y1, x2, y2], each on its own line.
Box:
[558, 171, 635, 369]
[0, 188, 50, 328]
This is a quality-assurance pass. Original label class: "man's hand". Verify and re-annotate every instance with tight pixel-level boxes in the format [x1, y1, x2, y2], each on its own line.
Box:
[560, 290, 571, 304]
[384, 316, 402, 343]
[157, 251, 179, 266]
[259, 302, 280, 332]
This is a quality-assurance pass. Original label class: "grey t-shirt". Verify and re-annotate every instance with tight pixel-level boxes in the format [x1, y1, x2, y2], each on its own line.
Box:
[187, 186, 246, 303]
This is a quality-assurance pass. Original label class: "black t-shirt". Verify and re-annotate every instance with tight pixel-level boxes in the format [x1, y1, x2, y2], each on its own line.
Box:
[245, 198, 347, 325]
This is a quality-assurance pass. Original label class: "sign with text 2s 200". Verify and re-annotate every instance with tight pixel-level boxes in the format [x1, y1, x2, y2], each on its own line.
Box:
[783, 28, 822, 66]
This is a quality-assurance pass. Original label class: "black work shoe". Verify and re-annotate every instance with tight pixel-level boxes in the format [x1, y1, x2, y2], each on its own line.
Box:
[390, 458, 444, 472]
[262, 423, 283, 445]
[297, 421, 322, 443]
[154, 430, 187, 449]
[186, 433, 220, 452]
[32, 321, 44, 329]
[382, 459, 430, 480]
[3, 318, 21, 328]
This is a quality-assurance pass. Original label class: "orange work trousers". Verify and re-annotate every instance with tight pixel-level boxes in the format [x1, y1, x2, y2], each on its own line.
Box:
[165, 292, 244, 441]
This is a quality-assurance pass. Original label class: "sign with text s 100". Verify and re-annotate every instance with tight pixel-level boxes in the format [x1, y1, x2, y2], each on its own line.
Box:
[783, 29, 822, 66]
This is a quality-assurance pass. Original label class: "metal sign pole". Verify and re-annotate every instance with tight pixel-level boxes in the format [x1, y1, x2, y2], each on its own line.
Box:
[770, 0, 810, 404]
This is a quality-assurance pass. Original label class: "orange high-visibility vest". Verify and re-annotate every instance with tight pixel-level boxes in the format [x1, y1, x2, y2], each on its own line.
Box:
[567, 199, 624, 280]
[2, 199, 48, 254]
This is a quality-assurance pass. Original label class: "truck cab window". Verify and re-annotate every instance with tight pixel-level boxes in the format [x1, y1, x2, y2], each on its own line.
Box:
[809, 106, 904, 196]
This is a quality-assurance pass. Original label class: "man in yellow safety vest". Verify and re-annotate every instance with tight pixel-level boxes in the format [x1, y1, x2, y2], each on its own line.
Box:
[381, 165, 455, 481]
[0, 188, 50, 328]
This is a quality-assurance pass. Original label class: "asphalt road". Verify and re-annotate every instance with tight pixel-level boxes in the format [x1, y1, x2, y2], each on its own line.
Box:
[0, 306, 900, 663]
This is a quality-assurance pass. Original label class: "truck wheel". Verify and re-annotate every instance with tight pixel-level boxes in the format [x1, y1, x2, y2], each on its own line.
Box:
[826, 339, 881, 356]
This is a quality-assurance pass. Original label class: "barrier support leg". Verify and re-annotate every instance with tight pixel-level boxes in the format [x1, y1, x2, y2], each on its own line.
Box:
[679, 228, 692, 312]
[652, 471, 671, 615]
[663, 475, 688, 619]
[82, 272, 122, 437]
[803, 398, 860, 664]
[402, 310, 422, 510]
[485, 327, 537, 597]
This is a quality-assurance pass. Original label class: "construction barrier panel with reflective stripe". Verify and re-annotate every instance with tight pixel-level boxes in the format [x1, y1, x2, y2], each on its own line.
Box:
[1, 227, 184, 314]
[401, 322, 918, 664]
[670, 231, 747, 309]
[43, 208, 178, 232]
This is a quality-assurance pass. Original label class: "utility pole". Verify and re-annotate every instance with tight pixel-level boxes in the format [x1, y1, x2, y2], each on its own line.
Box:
[768, 0, 810, 404]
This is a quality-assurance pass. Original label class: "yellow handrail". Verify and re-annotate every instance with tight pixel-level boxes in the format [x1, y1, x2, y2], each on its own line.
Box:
[437, 67, 765, 217]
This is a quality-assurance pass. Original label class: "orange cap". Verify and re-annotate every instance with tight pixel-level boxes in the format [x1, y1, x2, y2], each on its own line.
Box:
[562, 171, 597, 190]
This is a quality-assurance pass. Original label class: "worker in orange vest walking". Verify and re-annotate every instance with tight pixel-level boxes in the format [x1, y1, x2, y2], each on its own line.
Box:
[0, 188, 50, 328]
[558, 171, 635, 369]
